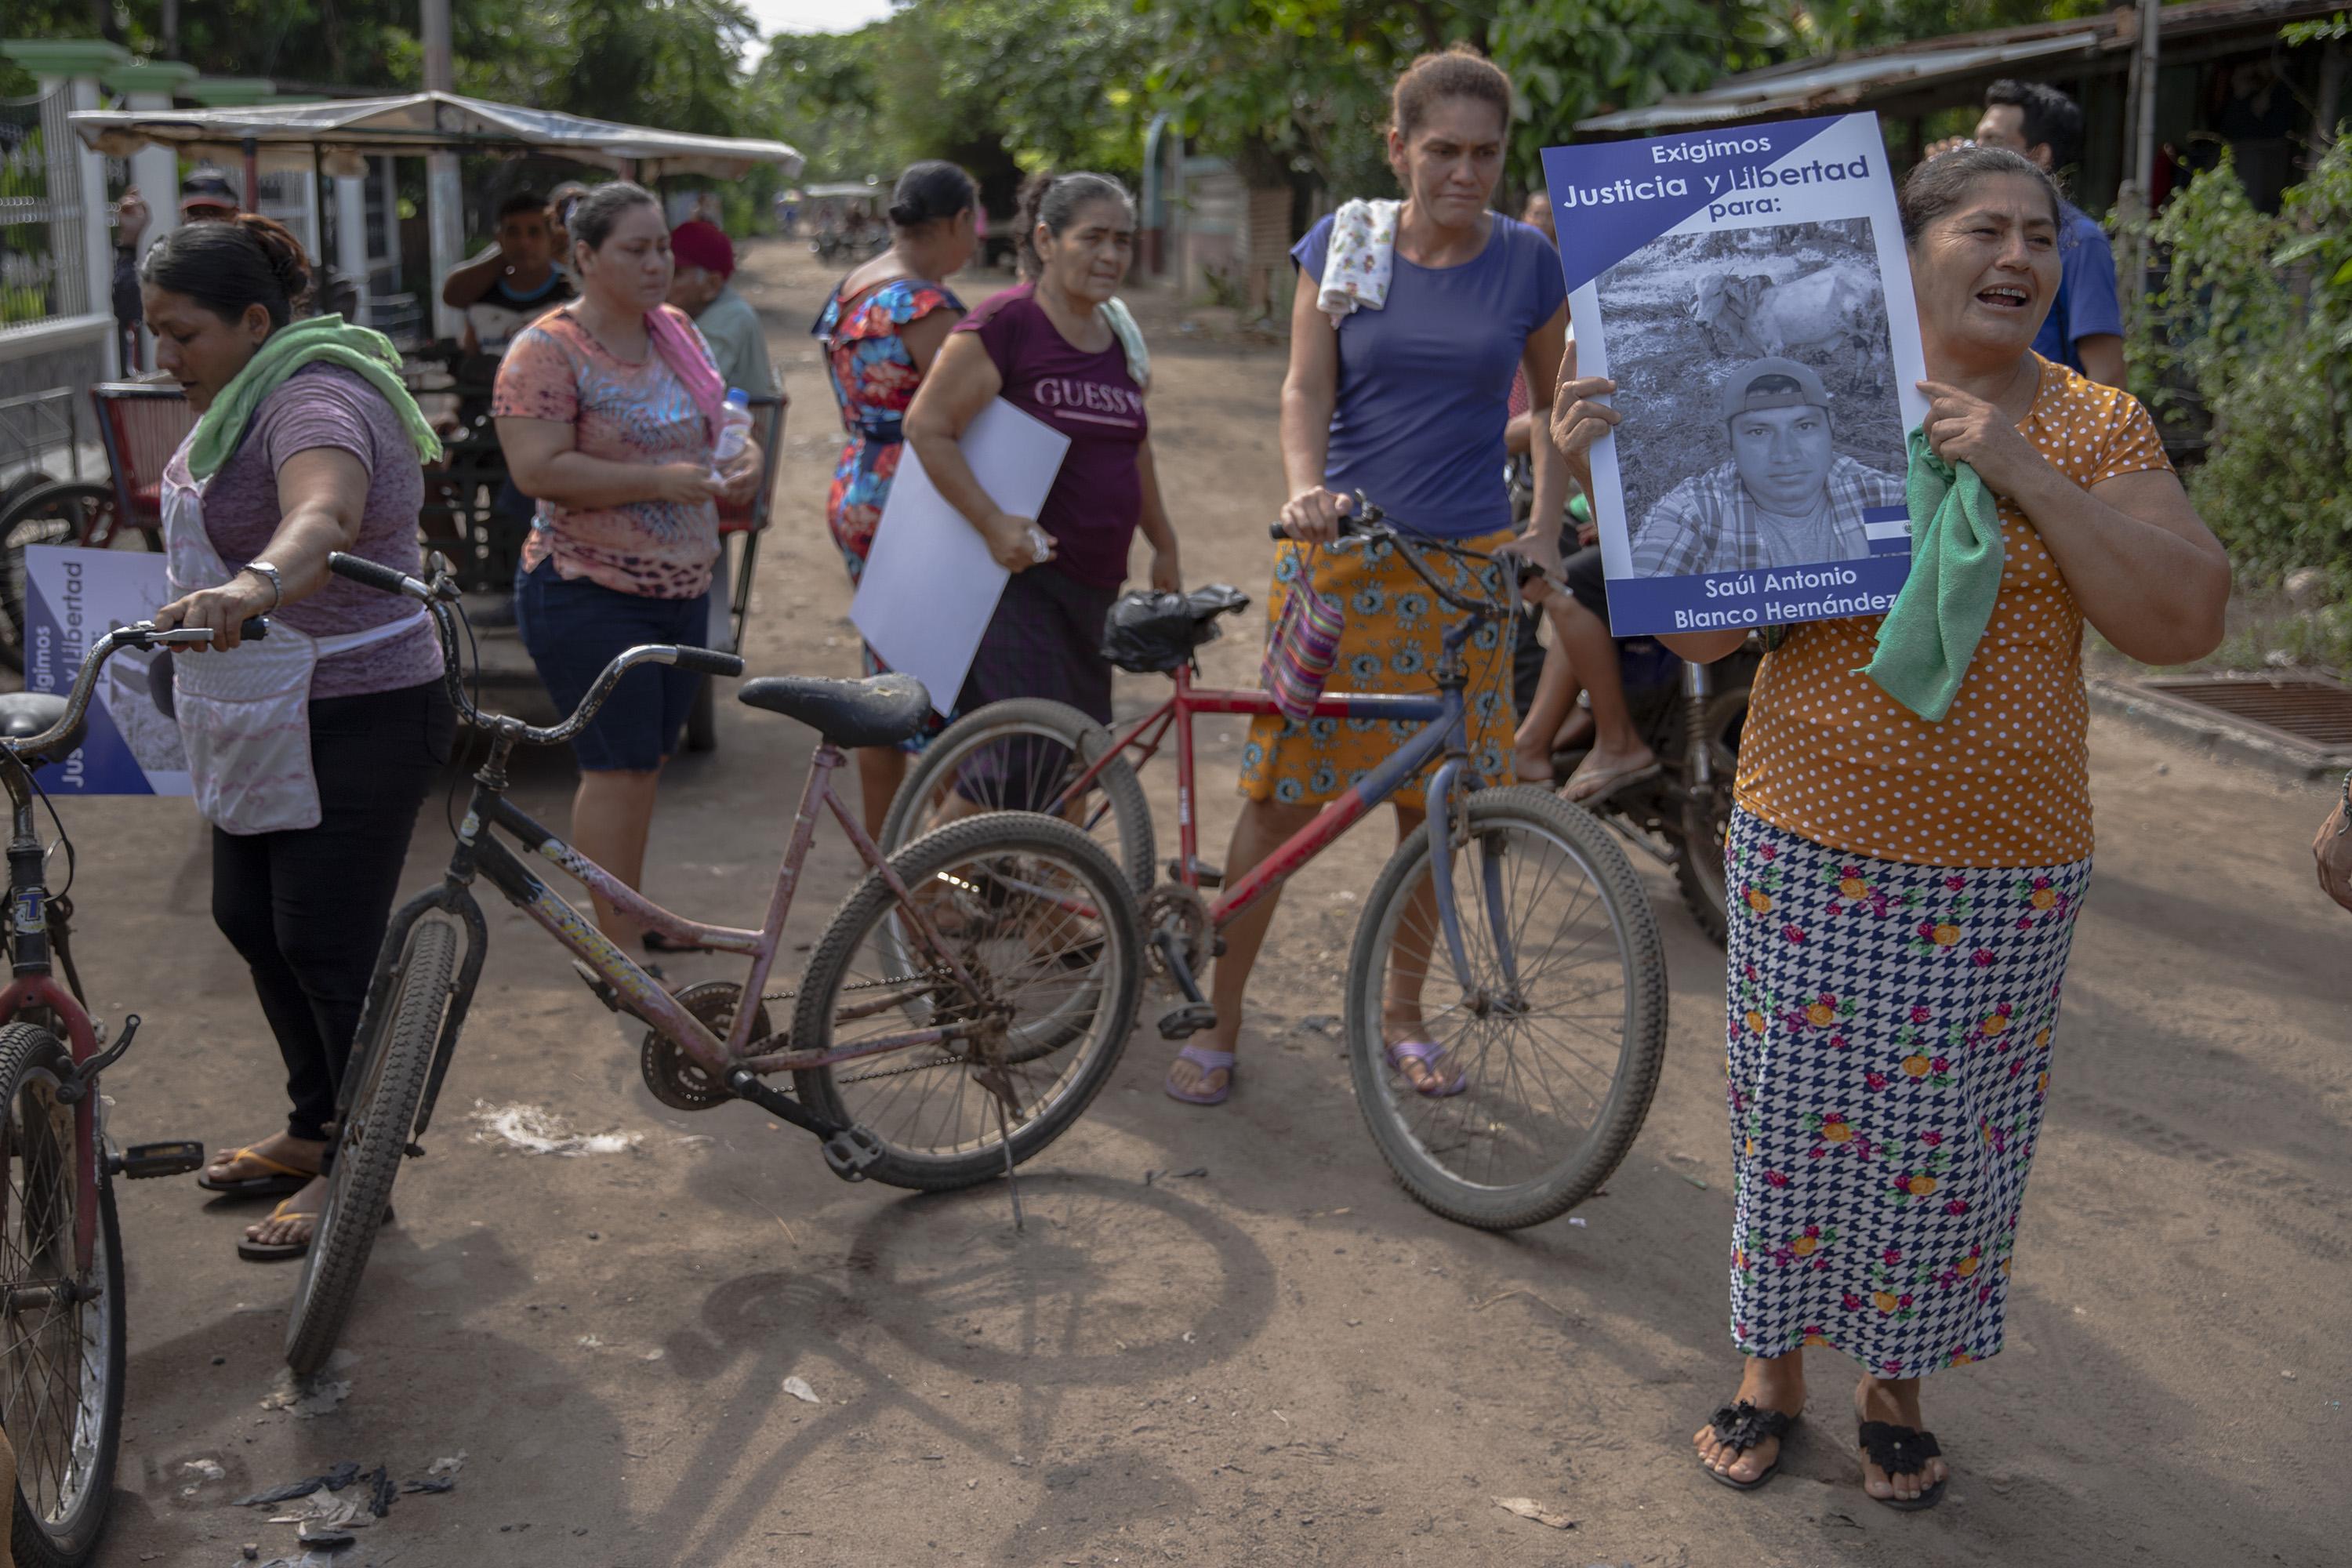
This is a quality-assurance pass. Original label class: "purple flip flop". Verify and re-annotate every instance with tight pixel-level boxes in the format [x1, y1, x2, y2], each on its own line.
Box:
[1163, 1044, 1236, 1106]
[1385, 1038, 1467, 1098]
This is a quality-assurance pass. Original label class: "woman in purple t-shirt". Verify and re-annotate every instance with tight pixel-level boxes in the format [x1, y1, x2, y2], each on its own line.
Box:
[904, 172, 1180, 739]
[137, 216, 454, 1261]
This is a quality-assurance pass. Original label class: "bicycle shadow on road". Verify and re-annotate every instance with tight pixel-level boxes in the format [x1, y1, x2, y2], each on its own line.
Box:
[636, 1172, 1274, 1563]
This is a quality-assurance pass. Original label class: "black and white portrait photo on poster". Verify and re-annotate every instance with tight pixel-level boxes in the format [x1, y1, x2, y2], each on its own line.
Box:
[1602, 217, 1907, 579]
[1541, 113, 1930, 637]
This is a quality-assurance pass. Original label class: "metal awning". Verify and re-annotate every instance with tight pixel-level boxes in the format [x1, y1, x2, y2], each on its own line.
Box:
[68, 89, 802, 180]
[802, 181, 880, 198]
[1577, 31, 2101, 133]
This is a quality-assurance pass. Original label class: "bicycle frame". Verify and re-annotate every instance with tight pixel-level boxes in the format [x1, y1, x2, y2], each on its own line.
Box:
[350, 728, 989, 1151]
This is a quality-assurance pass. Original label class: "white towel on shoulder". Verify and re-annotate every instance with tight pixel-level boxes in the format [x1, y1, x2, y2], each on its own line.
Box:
[1316, 198, 1401, 327]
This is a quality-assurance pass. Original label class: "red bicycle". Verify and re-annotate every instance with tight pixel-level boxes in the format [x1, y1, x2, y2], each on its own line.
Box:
[882, 507, 1667, 1230]
[0, 616, 258, 1566]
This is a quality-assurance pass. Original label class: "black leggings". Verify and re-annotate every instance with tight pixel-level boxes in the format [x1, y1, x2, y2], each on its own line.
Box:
[209, 680, 454, 1144]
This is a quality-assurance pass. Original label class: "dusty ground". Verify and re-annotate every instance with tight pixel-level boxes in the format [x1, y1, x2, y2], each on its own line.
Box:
[65, 239, 2350, 1566]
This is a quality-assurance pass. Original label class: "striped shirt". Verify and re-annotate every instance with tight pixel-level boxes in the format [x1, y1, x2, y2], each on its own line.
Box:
[1629, 454, 1904, 575]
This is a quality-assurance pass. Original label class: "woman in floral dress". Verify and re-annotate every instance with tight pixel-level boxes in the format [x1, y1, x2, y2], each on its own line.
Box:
[812, 161, 978, 831]
[1553, 147, 2229, 1508]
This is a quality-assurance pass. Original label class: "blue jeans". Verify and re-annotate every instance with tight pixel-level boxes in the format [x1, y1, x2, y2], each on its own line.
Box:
[514, 557, 710, 771]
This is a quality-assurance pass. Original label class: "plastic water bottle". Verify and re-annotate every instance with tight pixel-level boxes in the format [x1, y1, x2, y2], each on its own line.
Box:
[710, 387, 753, 484]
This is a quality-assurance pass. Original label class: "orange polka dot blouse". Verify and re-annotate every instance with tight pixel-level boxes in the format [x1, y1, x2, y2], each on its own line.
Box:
[1734, 360, 2173, 869]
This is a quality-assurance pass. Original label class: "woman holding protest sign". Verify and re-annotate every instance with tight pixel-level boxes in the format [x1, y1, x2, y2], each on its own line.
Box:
[1166, 45, 1571, 1106]
[138, 216, 454, 1261]
[1548, 146, 2227, 1507]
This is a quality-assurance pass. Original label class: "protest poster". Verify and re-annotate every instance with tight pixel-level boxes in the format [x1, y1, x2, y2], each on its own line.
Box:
[1540, 112, 1929, 637]
[21, 544, 189, 797]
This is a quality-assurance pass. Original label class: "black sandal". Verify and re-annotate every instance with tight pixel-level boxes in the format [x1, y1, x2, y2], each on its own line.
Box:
[642, 931, 711, 955]
[1856, 1403, 1947, 1511]
[1702, 1399, 1801, 1491]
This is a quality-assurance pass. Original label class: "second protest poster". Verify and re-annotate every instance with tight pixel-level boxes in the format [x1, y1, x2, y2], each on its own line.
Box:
[1541, 112, 1928, 637]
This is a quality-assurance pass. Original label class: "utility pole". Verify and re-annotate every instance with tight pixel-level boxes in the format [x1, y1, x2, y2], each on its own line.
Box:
[2119, 0, 2161, 306]
[422, 0, 463, 340]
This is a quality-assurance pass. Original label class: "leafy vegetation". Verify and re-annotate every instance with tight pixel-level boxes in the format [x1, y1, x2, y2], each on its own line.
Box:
[2124, 134, 2352, 604]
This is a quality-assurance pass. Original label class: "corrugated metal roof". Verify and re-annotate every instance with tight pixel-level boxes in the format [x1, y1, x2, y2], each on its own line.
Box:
[1575, 0, 2343, 135]
[1580, 31, 2102, 132]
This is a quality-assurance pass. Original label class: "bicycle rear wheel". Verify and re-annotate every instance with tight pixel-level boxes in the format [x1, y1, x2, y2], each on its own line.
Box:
[284, 916, 459, 1374]
[0, 1022, 123, 1568]
[791, 815, 1142, 1191]
[880, 699, 1156, 896]
[1345, 788, 1667, 1230]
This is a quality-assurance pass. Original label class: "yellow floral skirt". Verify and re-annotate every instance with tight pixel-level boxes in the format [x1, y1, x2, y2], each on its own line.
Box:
[1238, 527, 1515, 810]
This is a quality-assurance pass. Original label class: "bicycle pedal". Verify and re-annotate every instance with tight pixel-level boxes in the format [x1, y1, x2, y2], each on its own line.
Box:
[113, 1140, 204, 1179]
[1167, 855, 1225, 890]
[1156, 1002, 1218, 1041]
[822, 1126, 885, 1182]
[570, 959, 621, 1013]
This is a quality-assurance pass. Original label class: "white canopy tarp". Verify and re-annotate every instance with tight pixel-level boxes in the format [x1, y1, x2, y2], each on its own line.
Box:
[70, 89, 803, 181]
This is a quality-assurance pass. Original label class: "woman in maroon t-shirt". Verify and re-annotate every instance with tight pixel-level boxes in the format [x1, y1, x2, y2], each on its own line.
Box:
[904, 172, 1179, 743]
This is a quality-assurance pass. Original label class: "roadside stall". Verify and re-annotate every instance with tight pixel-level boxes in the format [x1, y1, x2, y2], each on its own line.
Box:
[49, 92, 802, 749]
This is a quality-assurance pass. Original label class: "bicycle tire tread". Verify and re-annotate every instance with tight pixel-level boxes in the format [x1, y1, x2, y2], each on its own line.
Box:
[284, 918, 458, 1374]
[790, 813, 1142, 1191]
[0, 1022, 125, 1568]
[1348, 788, 1668, 1231]
[880, 698, 1156, 896]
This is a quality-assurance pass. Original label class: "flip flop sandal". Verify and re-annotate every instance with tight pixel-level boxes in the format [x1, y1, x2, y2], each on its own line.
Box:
[1561, 757, 1662, 805]
[643, 931, 713, 955]
[197, 1145, 318, 1200]
[1163, 1044, 1236, 1107]
[236, 1200, 395, 1264]
[1855, 1396, 1947, 1511]
[1384, 1038, 1468, 1098]
[1702, 1399, 1801, 1492]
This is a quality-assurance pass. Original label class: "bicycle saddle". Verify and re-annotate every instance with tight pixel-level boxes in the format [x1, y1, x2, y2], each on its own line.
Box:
[737, 672, 932, 749]
[0, 692, 82, 768]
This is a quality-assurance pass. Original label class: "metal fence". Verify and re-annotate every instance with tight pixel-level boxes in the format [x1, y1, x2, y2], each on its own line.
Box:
[0, 83, 90, 327]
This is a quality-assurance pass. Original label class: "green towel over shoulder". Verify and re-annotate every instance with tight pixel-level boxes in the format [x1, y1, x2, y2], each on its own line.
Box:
[187, 314, 443, 481]
[1857, 429, 2003, 722]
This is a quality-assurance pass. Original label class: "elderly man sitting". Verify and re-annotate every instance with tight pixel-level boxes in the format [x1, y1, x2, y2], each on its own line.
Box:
[1630, 357, 1904, 576]
[666, 219, 775, 397]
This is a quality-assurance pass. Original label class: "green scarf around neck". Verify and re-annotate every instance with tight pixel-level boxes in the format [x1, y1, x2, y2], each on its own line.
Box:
[1855, 429, 2004, 722]
[187, 314, 443, 481]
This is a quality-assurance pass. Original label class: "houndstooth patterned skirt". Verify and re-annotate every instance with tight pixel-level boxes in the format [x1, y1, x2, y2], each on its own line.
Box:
[1722, 808, 2091, 1378]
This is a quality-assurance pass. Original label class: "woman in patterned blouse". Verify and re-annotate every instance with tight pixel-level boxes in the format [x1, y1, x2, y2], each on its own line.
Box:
[812, 161, 980, 832]
[1549, 147, 2227, 1509]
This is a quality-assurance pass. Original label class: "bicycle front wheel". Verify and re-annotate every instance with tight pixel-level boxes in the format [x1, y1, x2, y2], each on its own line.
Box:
[880, 698, 1156, 896]
[1346, 788, 1668, 1230]
[791, 815, 1142, 1191]
[0, 1022, 123, 1568]
[285, 916, 459, 1374]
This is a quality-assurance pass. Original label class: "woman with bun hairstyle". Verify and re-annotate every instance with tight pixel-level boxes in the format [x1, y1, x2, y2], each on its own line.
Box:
[1169, 45, 1571, 1105]
[495, 182, 762, 953]
[903, 170, 1180, 787]
[813, 160, 982, 831]
[141, 215, 456, 1261]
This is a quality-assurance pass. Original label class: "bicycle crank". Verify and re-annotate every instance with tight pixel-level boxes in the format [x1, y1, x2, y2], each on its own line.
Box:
[642, 982, 770, 1112]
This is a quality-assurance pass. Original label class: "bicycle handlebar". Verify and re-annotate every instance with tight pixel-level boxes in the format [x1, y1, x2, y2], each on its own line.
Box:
[325, 551, 743, 746]
[1, 617, 270, 760]
[1269, 495, 1508, 620]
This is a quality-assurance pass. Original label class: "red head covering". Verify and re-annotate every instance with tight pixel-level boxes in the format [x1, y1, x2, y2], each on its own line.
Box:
[670, 220, 735, 278]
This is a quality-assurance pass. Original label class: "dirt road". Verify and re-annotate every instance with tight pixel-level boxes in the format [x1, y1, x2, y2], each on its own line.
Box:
[74, 240, 2347, 1566]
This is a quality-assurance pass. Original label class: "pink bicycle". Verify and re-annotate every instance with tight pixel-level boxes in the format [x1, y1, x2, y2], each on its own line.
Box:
[282, 553, 1143, 1374]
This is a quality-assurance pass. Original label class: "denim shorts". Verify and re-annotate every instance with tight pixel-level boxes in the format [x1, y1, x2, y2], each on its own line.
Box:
[514, 557, 710, 772]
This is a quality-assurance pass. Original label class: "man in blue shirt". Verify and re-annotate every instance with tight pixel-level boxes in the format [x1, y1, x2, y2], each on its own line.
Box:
[1966, 80, 2125, 387]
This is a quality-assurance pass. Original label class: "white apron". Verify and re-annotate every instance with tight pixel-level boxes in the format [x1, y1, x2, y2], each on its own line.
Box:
[161, 444, 427, 836]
